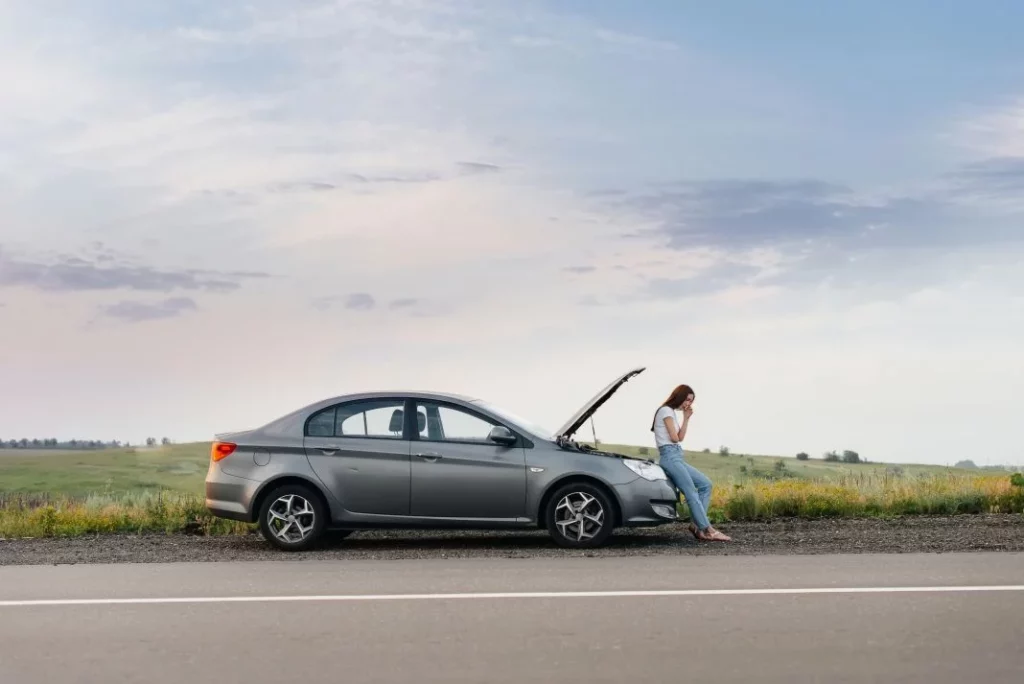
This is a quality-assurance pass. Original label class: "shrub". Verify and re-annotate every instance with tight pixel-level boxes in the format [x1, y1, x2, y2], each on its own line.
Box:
[1011, 473, 1024, 488]
[719, 446, 730, 456]
[824, 450, 840, 462]
[796, 452, 809, 461]
[842, 450, 861, 464]
[0, 492, 253, 538]
[713, 473, 1024, 521]
[774, 459, 787, 473]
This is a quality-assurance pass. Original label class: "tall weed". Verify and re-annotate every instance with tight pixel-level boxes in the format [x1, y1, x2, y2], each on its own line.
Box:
[672, 473, 1023, 524]
[3, 473, 1022, 538]
[0, 492, 252, 538]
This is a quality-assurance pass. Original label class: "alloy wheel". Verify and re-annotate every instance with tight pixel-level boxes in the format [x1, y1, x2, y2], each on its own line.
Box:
[553, 491, 606, 542]
[266, 493, 316, 544]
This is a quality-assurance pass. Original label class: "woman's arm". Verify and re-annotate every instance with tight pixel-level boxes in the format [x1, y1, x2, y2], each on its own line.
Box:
[663, 414, 689, 443]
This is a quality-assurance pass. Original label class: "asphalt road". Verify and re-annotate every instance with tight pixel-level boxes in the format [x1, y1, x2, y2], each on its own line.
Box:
[1, 553, 1022, 683]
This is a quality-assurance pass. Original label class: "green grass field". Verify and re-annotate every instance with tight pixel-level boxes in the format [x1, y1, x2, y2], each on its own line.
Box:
[0, 444, 211, 497]
[0, 442, 993, 499]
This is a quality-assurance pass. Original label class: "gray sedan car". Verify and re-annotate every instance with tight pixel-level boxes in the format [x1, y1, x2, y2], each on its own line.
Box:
[205, 367, 679, 550]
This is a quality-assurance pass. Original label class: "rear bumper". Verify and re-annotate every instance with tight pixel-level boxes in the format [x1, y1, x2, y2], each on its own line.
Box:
[205, 504, 251, 522]
[205, 467, 260, 523]
[615, 477, 680, 526]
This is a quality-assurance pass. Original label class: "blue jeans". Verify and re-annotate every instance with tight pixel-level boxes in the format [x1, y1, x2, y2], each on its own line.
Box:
[657, 443, 712, 531]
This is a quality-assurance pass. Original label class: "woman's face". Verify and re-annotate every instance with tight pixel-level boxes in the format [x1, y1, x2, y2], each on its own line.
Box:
[680, 393, 695, 409]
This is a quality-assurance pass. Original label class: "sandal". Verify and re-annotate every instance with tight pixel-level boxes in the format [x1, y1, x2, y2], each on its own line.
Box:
[698, 527, 732, 542]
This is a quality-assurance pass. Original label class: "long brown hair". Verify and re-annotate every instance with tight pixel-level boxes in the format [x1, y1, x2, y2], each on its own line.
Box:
[651, 384, 695, 430]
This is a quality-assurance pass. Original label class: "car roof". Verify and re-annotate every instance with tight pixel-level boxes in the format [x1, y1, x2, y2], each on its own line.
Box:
[318, 390, 482, 404]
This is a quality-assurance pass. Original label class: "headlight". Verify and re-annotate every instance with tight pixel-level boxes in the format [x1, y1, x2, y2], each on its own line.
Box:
[622, 458, 667, 481]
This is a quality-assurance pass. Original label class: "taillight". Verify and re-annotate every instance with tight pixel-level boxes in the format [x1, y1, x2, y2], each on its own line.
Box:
[211, 442, 237, 462]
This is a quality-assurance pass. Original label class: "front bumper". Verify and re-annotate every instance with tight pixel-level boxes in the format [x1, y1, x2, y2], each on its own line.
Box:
[615, 477, 680, 526]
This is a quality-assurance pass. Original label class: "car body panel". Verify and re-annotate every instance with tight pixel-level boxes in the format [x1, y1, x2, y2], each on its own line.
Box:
[410, 440, 527, 519]
[304, 436, 413, 516]
[205, 438, 345, 522]
[407, 397, 529, 520]
[554, 367, 645, 440]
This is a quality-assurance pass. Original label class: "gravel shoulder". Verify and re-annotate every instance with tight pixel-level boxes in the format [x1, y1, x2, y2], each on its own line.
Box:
[3, 514, 1023, 566]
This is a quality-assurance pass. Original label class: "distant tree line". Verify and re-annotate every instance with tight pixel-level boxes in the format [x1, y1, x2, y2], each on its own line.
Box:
[0, 437, 173, 450]
[789, 449, 863, 463]
[823, 450, 862, 463]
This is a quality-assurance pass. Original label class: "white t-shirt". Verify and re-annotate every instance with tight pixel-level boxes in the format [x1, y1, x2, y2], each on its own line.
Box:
[652, 405, 679, 447]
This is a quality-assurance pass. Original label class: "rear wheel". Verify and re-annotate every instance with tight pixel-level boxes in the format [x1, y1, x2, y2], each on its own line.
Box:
[545, 483, 615, 549]
[258, 484, 327, 551]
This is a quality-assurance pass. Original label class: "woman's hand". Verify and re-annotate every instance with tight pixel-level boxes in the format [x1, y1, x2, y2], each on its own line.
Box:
[682, 405, 693, 420]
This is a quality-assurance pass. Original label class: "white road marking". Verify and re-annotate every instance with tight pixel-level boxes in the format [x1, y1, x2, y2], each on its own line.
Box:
[2, 585, 1023, 607]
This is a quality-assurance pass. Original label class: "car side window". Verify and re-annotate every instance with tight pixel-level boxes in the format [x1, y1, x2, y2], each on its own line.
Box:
[305, 399, 407, 439]
[306, 407, 335, 437]
[416, 402, 501, 444]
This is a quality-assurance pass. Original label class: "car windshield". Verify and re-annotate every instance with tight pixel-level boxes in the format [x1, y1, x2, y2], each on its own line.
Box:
[471, 400, 555, 441]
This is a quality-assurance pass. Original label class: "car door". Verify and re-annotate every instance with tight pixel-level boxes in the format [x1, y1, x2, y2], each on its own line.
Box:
[303, 397, 412, 516]
[409, 399, 527, 520]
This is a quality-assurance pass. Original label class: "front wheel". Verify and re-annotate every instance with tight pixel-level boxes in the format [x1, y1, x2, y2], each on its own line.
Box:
[545, 483, 615, 549]
[258, 484, 327, 551]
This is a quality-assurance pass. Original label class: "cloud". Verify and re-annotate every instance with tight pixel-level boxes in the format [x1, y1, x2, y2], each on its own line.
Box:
[98, 297, 198, 323]
[599, 169, 1024, 300]
[311, 293, 377, 311]
[347, 172, 447, 185]
[946, 156, 1024, 210]
[270, 181, 338, 193]
[0, 248, 268, 294]
[510, 35, 565, 49]
[622, 179, 901, 249]
[456, 162, 502, 175]
[312, 293, 441, 315]
[955, 156, 1024, 188]
[346, 293, 376, 311]
[388, 297, 450, 318]
[563, 265, 596, 274]
[618, 169, 1024, 253]
[593, 29, 679, 53]
[639, 263, 764, 300]
[949, 99, 1024, 157]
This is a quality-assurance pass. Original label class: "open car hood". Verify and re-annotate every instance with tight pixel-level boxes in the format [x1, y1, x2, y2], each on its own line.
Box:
[555, 366, 645, 441]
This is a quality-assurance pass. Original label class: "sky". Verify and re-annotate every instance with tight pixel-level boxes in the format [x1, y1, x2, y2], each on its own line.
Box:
[1, 0, 1022, 466]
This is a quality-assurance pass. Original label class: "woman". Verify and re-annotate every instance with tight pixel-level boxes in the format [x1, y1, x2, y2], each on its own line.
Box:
[652, 384, 731, 542]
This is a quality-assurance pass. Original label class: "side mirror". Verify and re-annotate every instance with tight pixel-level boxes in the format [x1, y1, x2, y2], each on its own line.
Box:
[488, 425, 517, 447]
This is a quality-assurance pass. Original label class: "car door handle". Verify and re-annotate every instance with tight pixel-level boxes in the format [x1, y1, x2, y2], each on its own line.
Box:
[318, 445, 341, 454]
[415, 451, 443, 461]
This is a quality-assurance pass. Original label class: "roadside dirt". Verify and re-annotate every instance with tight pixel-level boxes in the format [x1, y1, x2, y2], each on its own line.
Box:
[2, 514, 1022, 565]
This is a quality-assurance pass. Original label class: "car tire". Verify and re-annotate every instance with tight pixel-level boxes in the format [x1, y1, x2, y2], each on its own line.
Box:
[545, 482, 616, 549]
[258, 484, 328, 552]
